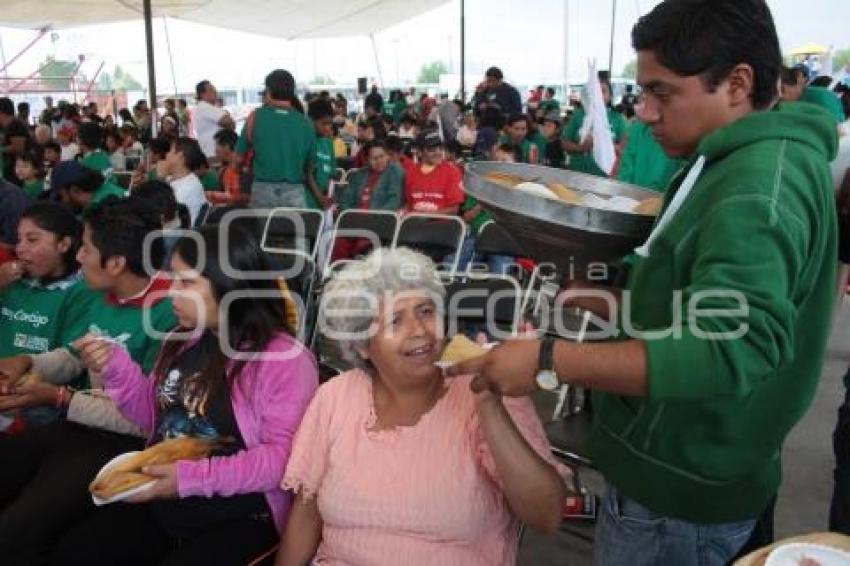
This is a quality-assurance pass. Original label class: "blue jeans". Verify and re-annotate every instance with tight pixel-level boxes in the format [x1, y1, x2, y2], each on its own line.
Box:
[594, 484, 756, 566]
[447, 234, 514, 274]
[250, 180, 307, 209]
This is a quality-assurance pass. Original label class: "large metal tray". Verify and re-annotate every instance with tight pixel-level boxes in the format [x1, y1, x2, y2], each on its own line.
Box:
[464, 162, 657, 274]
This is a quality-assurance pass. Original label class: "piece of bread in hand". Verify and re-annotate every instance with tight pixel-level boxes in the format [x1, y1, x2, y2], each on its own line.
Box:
[89, 437, 227, 500]
[440, 334, 487, 365]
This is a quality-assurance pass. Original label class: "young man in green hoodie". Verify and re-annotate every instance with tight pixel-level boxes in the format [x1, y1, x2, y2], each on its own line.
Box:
[448, 1, 838, 564]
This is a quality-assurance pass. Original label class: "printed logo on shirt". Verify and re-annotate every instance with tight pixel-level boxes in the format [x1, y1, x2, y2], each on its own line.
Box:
[1, 306, 50, 328]
[13, 333, 49, 352]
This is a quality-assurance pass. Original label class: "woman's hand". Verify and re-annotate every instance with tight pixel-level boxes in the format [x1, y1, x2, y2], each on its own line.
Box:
[0, 381, 59, 411]
[74, 335, 116, 374]
[126, 463, 179, 503]
[0, 261, 24, 288]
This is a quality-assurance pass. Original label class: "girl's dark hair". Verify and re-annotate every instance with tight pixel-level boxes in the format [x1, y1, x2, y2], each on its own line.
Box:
[20, 202, 82, 278]
[172, 137, 205, 171]
[632, 0, 782, 110]
[308, 98, 334, 121]
[153, 225, 290, 392]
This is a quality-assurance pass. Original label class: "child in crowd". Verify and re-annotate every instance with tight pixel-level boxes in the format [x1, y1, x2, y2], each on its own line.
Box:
[207, 129, 245, 205]
[0, 197, 177, 563]
[165, 137, 208, 227]
[104, 129, 126, 172]
[53, 161, 126, 214]
[456, 113, 478, 148]
[541, 114, 566, 168]
[501, 114, 538, 164]
[14, 150, 46, 199]
[78, 122, 114, 181]
[306, 98, 336, 209]
[57, 126, 79, 162]
[403, 131, 465, 216]
[196, 153, 221, 191]
[60, 224, 318, 565]
[398, 113, 419, 140]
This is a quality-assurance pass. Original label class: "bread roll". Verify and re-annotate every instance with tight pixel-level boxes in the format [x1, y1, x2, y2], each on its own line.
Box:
[440, 335, 487, 365]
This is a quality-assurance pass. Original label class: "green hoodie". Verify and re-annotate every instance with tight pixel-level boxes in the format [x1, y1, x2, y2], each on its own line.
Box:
[591, 103, 839, 523]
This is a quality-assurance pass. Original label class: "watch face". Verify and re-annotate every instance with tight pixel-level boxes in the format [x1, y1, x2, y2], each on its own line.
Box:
[536, 370, 560, 391]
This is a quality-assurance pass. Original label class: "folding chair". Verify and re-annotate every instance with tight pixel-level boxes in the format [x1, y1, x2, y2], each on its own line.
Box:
[441, 272, 523, 339]
[261, 250, 319, 345]
[393, 213, 466, 273]
[261, 208, 326, 259]
[323, 209, 399, 275]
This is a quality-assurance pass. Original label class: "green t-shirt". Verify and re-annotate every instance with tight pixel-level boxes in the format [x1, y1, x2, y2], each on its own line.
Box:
[306, 136, 336, 209]
[81, 150, 114, 182]
[617, 121, 686, 192]
[23, 179, 44, 199]
[235, 106, 316, 184]
[79, 292, 177, 374]
[0, 272, 97, 358]
[561, 107, 627, 177]
[529, 131, 548, 163]
[90, 181, 127, 206]
[539, 98, 561, 117]
[800, 86, 846, 123]
[463, 196, 492, 235]
[200, 169, 221, 190]
[499, 135, 536, 164]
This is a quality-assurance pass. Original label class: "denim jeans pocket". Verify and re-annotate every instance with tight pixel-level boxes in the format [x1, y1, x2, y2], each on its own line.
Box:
[700, 519, 756, 566]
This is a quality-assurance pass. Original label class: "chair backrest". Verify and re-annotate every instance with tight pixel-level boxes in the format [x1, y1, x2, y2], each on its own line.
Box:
[475, 220, 527, 258]
[442, 273, 522, 338]
[193, 202, 211, 229]
[335, 209, 399, 247]
[263, 250, 318, 344]
[393, 213, 466, 272]
[261, 208, 325, 259]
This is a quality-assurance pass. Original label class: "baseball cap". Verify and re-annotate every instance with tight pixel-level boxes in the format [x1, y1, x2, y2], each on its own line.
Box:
[418, 130, 443, 149]
[50, 161, 87, 191]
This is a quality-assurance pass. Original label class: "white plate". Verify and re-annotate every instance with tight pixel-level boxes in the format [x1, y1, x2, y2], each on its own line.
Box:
[765, 542, 850, 566]
[90, 451, 155, 506]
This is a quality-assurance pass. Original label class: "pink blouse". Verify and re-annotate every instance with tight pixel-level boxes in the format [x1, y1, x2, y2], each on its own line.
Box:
[282, 369, 563, 566]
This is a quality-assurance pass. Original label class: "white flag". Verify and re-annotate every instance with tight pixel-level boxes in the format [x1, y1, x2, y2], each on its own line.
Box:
[585, 60, 617, 175]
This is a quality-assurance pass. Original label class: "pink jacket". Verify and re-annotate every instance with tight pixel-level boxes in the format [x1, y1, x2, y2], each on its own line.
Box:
[104, 332, 319, 531]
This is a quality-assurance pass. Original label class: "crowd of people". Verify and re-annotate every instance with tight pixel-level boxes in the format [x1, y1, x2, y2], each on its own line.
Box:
[0, 0, 848, 564]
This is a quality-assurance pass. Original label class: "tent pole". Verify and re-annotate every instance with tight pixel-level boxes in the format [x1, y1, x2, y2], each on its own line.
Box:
[608, 0, 617, 75]
[369, 33, 384, 87]
[143, 0, 158, 137]
[460, 0, 465, 102]
[563, 0, 569, 106]
[163, 17, 178, 96]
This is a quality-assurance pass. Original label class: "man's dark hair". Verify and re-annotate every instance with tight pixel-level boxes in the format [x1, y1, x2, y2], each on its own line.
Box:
[0, 97, 14, 116]
[308, 98, 334, 121]
[384, 134, 404, 154]
[631, 0, 782, 109]
[265, 69, 296, 101]
[17, 102, 30, 114]
[195, 80, 212, 100]
[546, 87, 556, 96]
[485, 67, 504, 80]
[214, 129, 238, 150]
[810, 75, 833, 88]
[132, 179, 178, 223]
[507, 113, 529, 127]
[148, 136, 172, 159]
[84, 195, 164, 276]
[172, 137, 205, 171]
[78, 122, 104, 149]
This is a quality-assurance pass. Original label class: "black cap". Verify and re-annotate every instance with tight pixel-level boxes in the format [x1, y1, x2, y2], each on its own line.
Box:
[417, 130, 443, 149]
[51, 161, 87, 190]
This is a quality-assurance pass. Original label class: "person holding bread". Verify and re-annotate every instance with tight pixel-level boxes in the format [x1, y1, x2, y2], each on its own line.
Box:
[275, 247, 565, 566]
[59, 224, 318, 565]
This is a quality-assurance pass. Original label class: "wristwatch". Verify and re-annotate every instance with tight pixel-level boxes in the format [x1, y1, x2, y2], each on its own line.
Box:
[536, 336, 560, 391]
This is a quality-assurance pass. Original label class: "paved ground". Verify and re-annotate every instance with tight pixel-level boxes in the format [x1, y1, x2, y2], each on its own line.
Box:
[518, 299, 850, 564]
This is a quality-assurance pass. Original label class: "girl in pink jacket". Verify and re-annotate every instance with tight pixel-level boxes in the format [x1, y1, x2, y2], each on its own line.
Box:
[66, 223, 318, 565]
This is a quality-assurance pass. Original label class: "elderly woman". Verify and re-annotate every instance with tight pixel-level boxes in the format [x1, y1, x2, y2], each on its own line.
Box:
[276, 248, 566, 566]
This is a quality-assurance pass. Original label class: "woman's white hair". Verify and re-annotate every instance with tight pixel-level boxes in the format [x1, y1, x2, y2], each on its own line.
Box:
[319, 247, 445, 369]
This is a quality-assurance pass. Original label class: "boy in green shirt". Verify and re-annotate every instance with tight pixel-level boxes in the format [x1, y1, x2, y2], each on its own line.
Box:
[499, 114, 539, 164]
[51, 161, 126, 215]
[236, 69, 317, 209]
[306, 99, 336, 209]
[448, 1, 838, 562]
[561, 82, 627, 176]
[78, 122, 114, 182]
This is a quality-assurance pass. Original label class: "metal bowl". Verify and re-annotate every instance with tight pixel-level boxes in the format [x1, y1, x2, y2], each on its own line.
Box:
[464, 162, 657, 274]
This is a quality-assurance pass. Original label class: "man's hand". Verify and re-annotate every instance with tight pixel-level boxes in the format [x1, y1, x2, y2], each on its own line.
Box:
[447, 338, 542, 396]
[74, 335, 115, 374]
[0, 381, 59, 411]
[126, 463, 179, 503]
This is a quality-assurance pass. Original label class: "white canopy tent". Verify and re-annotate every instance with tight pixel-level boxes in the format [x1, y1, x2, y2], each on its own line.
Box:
[0, 0, 454, 133]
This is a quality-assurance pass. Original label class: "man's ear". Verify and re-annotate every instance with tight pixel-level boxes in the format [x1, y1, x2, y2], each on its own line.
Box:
[56, 236, 72, 255]
[726, 63, 756, 108]
[105, 255, 128, 277]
